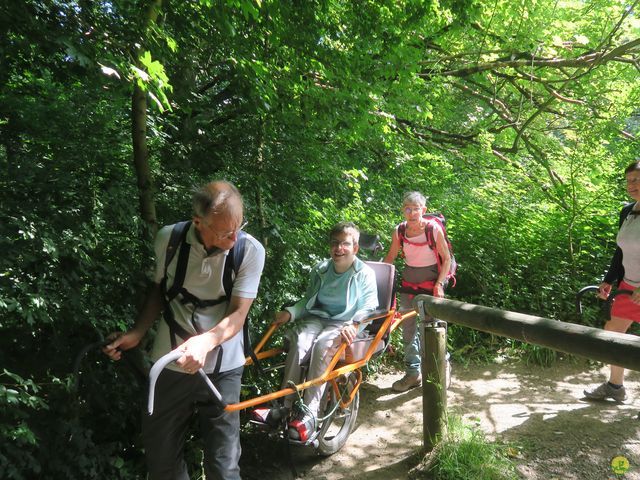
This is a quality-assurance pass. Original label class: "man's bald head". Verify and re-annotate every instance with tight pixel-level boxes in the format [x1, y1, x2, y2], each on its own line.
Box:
[192, 181, 244, 223]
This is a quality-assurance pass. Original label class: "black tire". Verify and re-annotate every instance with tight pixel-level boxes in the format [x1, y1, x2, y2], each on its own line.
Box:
[316, 373, 360, 456]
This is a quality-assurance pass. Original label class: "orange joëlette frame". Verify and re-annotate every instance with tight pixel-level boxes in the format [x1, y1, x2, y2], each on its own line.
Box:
[224, 308, 417, 413]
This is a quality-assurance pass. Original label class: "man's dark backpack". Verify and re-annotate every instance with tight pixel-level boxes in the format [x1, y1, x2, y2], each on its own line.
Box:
[160, 221, 258, 367]
[397, 213, 457, 287]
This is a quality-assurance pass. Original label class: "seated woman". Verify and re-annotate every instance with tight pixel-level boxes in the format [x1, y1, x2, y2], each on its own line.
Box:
[272, 221, 379, 440]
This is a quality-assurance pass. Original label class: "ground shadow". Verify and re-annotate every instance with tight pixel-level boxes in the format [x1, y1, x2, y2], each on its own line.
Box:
[239, 378, 426, 479]
[239, 359, 640, 479]
[448, 359, 640, 480]
[500, 405, 640, 479]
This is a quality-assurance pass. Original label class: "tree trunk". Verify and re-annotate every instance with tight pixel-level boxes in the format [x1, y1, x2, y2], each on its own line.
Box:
[132, 85, 157, 236]
[131, 0, 163, 239]
[255, 116, 269, 248]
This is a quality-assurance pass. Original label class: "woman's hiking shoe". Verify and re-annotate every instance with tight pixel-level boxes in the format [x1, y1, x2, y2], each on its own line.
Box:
[392, 373, 422, 392]
[288, 411, 316, 442]
[392, 354, 451, 392]
[584, 382, 627, 402]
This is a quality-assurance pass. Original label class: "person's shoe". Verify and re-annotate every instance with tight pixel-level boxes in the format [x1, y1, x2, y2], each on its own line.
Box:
[584, 382, 627, 402]
[250, 407, 273, 424]
[287, 411, 316, 442]
[392, 373, 422, 392]
[250, 405, 287, 426]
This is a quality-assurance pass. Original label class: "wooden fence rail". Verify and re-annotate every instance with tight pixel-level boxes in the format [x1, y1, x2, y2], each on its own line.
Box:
[412, 295, 640, 450]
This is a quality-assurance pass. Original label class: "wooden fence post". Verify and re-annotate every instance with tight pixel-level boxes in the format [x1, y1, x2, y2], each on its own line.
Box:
[421, 317, 447, 451]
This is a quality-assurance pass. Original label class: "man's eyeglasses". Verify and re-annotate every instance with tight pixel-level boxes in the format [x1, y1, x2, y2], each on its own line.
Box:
[207, 220, 248, 240]
[330, 240, 353, 249]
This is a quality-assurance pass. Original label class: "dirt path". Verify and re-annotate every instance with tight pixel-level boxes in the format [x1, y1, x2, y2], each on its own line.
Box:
[240, 358, 640, 479]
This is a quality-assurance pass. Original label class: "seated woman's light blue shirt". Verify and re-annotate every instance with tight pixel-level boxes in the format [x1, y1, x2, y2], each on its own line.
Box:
[285, 256, 379, 325]
[311, 266, 350, 317]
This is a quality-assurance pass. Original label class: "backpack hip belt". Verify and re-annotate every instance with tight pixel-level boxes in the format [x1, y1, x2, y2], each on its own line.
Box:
[401, 279, 436, 292]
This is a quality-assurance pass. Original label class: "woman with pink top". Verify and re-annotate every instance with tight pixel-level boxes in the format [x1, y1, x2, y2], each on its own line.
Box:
[383, 192, 452, 392]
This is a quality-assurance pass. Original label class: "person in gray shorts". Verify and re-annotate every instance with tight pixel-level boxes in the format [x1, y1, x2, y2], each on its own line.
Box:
[104, 181, 265, 480]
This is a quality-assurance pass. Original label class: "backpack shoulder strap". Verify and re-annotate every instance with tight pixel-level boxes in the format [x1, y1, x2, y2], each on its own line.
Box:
[620, 202, 635, 228]
[221, 231, 262, 367]
[397, 221, 407, 246]
[425, 217, 444, 250]
[164, 221, 191, 271]
[425, 221, 436, 251]
[222, 230, 247, 298]
[161, 221, 194, 348]
[164, 221, 192, 301]
[425, 215, 448, 249]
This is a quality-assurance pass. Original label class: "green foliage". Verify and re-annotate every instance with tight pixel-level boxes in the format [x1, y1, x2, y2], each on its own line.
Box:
[417, 415, 519, 480]
[1, 0, 639, 476]
[134, 50, 173, 112]
[0, 371, 47, 479]
[1, 364, 146, 479]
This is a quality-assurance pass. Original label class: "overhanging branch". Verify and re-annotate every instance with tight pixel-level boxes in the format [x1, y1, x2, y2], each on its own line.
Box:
[421, 38, 640, 78]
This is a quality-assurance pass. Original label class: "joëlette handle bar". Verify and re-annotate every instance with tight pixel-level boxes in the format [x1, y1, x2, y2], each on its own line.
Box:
[575, 286, 634, 315]
[147, 350, 226, 415]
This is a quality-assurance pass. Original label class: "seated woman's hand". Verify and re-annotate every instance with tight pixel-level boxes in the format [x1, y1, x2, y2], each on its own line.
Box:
[272, 311, 291, 327]
[340, 324, 357, 344]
